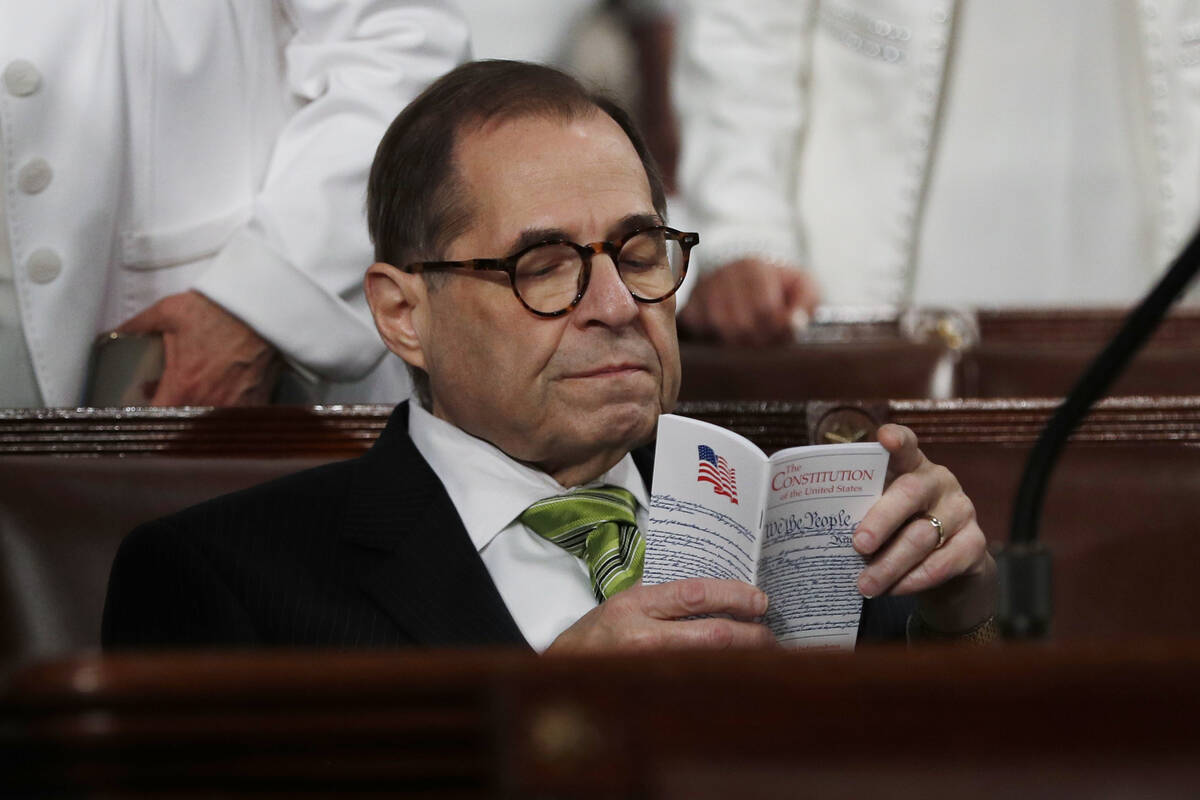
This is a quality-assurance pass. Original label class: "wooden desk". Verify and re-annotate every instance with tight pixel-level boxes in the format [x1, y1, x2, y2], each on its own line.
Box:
[966, 308, 1200, 397]
[679, 307, 1200, 401]
[4, 644, 1199, 796]
[679, 340, 952, 401]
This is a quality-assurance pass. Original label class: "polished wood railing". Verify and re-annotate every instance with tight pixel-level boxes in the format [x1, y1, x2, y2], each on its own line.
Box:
[680, 306, 1200, 400]
[4, 644, 1200, 796]
[3, 395, 1199, 456]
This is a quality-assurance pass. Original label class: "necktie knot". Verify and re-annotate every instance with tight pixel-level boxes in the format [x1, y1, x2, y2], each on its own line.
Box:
[520, 485, 644, 601]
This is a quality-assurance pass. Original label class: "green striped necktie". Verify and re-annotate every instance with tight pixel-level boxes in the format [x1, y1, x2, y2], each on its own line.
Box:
[519, 485, 645, 602]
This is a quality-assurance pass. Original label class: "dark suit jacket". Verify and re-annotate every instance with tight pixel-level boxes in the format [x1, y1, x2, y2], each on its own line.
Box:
[102, 402, 909, 650]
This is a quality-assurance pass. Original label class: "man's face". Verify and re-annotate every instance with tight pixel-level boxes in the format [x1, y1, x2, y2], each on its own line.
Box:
[419, 111, 680, 484]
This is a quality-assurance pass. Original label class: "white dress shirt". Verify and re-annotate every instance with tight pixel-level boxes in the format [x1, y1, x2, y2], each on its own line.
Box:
[407, 402, 651, 652]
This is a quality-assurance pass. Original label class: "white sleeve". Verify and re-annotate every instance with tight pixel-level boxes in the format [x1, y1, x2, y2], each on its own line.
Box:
[674, 0, 815, 275]
[193, 0, 470, 381]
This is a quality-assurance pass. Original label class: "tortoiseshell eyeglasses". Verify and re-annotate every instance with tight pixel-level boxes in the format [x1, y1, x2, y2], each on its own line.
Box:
[401, 225, 699, 317]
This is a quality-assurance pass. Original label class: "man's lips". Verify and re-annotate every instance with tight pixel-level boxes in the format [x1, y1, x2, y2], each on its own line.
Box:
[564, 363, 651, 379]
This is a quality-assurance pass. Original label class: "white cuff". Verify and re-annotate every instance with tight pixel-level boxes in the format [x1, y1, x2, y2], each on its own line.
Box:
[193, 229, 385, 382]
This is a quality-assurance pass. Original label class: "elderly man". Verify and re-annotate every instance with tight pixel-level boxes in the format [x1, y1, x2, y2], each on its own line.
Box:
[103, 61, 996, 652]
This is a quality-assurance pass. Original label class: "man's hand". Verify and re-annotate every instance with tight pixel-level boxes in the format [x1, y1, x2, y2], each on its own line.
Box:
[117, 290, 279, 406]
[678, 258, 820, 346]
[853, 424, 997, 633]
[546, 578, 776, 654]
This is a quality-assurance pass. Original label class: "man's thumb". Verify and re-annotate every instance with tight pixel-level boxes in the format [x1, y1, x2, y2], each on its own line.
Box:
[115, 299, 169, 334]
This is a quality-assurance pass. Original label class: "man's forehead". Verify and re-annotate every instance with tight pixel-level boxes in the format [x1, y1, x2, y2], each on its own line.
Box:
[464, 107, 599, 143]
[457, 111, 634, 170]
[451, 111, 654, 251]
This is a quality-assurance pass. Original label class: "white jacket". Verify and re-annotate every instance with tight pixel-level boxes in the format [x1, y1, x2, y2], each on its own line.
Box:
[676, 0, 1200, 306]
[1, 0, 469, 406]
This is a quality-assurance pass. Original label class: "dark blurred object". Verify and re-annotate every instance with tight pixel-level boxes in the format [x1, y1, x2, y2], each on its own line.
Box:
[0, 405, 385, 667]
[4, 644, 1200, 796]
[0, 455, 332, 666]
[83, 332, 164, 406]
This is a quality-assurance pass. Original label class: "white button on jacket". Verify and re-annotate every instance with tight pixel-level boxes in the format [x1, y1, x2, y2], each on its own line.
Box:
[3, 59, 41, 96]
[17, 158, 52, 194]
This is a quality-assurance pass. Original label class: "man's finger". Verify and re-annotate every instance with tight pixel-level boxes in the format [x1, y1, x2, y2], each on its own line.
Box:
[654, 617, 778, 650]
[890, 524, 987, 596]
[115, 301, 171, 335]
[730, 265, 792, 345]
[780, 269, 820, 316]
[149, 374, 190, 406]
[853, 468, 941, 556]
[146, 336, 190, 406]
[877, 424, 924, 475]
[857, 510, 954, 597]
[684, 259, 805, 345]
[639, 578, 768, 621]
[714, 293, 768, 345]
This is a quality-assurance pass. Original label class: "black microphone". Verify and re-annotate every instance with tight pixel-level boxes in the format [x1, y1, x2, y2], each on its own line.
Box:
[997, 224, 1200, 639]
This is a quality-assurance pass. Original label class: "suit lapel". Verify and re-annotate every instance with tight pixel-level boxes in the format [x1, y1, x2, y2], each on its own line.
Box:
[340, 403, 529, 648]
[632, 442, 655, 489]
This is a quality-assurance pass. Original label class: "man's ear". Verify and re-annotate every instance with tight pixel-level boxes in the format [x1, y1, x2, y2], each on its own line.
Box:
[364, 262, 431, 371]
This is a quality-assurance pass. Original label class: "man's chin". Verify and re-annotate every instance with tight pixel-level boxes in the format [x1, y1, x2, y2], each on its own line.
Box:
[586, 400, 660, 449]
[512, 394, 662, 484]
[550, 374, 662, 440]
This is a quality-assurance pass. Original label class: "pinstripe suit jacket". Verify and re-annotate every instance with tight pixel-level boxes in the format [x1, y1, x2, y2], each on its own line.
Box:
[102, 402, 908, 650]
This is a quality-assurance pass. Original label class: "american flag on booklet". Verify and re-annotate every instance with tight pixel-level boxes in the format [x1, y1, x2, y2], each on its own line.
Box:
[696, 444, 738, 504]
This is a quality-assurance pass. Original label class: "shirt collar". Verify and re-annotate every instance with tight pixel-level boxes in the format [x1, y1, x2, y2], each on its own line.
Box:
[407, 401, 650, 553]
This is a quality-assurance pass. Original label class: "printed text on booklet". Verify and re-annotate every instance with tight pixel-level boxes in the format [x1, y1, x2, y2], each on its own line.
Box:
[643, 414, 889, 649]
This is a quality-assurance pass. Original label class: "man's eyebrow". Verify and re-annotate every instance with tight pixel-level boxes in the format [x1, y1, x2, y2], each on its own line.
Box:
[506, 227, 571, 256]
[504, 213, 664, 256]
[610, 213, 664, 239]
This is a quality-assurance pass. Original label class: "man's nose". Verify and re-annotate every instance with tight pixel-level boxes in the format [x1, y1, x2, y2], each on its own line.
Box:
[575, 253, 640, 327]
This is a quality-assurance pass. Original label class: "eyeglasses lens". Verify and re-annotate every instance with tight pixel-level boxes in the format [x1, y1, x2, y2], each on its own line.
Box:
[513, 231, 684, 314]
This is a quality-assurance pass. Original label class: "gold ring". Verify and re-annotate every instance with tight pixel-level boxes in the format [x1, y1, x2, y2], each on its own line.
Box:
[919, 514, 945, 548]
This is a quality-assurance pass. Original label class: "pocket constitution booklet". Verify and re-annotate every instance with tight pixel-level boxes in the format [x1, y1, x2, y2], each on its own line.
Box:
[642, 414, 889, 649]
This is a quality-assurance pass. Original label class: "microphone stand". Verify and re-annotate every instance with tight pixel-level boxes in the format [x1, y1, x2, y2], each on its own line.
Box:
[997, 225, 1200, 638]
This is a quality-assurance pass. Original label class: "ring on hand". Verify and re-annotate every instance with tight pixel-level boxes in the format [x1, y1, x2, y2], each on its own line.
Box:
[919, 514, 945, 549]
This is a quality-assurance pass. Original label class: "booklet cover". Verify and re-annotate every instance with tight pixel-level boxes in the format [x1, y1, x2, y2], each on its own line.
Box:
[643, 414, 889, 649]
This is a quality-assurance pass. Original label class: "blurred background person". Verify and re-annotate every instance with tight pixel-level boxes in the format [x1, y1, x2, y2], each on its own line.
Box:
[0, 0, 468, 408]
[675, 1, 1200, 345]
[458, 0, 684, 216]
